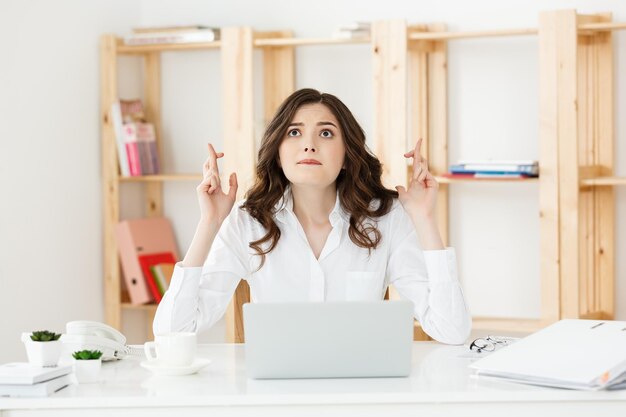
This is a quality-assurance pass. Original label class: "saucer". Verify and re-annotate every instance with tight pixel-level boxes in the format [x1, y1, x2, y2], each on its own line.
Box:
[140, 358, 211, 376]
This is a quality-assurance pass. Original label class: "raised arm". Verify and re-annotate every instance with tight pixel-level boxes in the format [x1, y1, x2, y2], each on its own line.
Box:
[183, 143, 238, 267]
[153, 143, 240, 335]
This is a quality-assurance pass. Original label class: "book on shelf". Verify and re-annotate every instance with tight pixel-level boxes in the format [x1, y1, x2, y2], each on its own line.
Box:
[457, 159, 537, 166]
[150, 263, 175, 296]
[336, 21, 371, 31]
[123, 28, 220, 45]
[122, 122, 159, 176]
[442, 172, 536, 180]
[119, 98, 146, 123]
[123, 123, 142, 176]
[132, 25, 217, 34]
[110, 102, 130, 177]
[332, 29, 370, 39]
[139, 253, 177, 302]
[332, 21, 371, 39]
[112, 98, 159, 177]
[115, 217, 179, 305]
[449, 159, 539, 177]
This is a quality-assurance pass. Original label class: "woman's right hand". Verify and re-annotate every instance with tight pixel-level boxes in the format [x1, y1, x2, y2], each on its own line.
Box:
[197, 143, 238, 225]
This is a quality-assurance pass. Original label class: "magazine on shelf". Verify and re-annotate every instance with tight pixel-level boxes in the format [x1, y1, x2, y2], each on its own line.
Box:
[332, 21, 371, 39]
[110, 101, 130, 176]
[443, 172, 535, 179]
[336, 21, 371, 31]
[449, 159, 539, 176]
[132, 25, 217, 34]
[124, 28, 220, 45]
[119, 99, 146, 123]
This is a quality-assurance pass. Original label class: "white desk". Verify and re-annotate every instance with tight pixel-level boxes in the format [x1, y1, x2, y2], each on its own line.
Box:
[1, 342, 625, 416]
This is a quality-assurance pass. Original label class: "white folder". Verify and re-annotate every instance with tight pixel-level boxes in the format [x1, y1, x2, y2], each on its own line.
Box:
[469, 319, 626, 390]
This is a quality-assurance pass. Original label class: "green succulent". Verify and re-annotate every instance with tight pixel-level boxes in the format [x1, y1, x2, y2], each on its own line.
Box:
[72, 350, 103, 360]
[30, 330, 62, 342]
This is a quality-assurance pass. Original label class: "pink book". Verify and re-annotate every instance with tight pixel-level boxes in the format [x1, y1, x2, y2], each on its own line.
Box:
[123, 124, 142, 176]
[115, 217, 180, 305]
[135, 123, 156, 174]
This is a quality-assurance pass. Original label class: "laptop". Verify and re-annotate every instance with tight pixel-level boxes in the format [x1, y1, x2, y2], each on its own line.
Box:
[243, 300, 414, 379]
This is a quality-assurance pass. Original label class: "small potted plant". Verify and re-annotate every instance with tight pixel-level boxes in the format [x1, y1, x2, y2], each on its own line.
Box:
[23, 330, 63, 367]
[72, 350, 103, 383]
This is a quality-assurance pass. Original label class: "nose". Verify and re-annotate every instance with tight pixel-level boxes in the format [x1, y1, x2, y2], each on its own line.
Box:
[302, 131, 316, 152]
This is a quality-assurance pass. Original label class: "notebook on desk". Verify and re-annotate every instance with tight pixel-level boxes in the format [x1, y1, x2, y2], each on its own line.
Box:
[469, 319, 626, 390]
[243, 301, 414, 379]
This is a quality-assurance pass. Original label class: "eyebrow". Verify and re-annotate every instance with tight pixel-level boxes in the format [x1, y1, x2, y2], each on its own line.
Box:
[288, 121, 338, 128]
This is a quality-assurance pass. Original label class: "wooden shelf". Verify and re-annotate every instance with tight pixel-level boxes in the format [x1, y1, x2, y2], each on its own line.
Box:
[434, 175, 539, 184]
[409, 28, 538, 41]
[115, 37, 367, 54]
[112, 21, 626, 55]
[121, 303, 158, 312]
[472, 317, 545, 333]
[119, 174, 202, 182]
[413, 318, 545, 338]
[116, 40, 221, 54]
[407, 22, 626, 41]
[578, 21, 626, 32]
[580, 177, 626, 186]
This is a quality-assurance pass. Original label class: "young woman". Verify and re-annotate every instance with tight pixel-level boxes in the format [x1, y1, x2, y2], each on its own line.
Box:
[153, 88, 471, 345]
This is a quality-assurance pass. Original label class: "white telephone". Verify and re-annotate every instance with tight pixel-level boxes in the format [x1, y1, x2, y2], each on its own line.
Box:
[61, 321, 141, 361]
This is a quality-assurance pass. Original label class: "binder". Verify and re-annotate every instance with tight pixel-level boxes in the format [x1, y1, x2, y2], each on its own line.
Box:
[138, 252, 176, 303]
[469, 319, 626, 390]
[115, 217, 179, 305]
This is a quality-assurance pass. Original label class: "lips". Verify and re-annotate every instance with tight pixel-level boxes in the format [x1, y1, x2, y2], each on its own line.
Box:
[297, 159, 322, 165]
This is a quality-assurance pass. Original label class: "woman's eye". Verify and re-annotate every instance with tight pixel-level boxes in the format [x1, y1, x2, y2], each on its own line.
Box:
[287, 129, 300, 137]
[320, 129, 333, 138]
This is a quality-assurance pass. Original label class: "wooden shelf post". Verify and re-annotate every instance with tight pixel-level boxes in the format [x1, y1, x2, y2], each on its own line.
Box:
[101, 34, 122, 331]
[221, 27, 256, 343]
[371, 20, 409, 191]
[259, 30, 296, 125]
[538, 10, 615, 322]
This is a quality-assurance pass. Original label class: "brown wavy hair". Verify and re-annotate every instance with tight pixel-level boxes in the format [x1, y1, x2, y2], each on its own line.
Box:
[241, 88, 398, 268]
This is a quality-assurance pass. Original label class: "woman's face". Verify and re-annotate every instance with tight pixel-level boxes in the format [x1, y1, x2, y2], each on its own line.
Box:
[278, 103, 346, 189]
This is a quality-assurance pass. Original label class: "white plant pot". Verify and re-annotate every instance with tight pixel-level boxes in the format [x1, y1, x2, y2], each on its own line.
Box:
[23, 339, 62, 367]
[74, 359, 102, 383]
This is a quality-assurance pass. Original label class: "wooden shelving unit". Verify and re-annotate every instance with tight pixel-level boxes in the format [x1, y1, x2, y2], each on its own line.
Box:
[398, 9, 622, 333]
[101, 28, 271, 341]
[101, 10, 623, 344]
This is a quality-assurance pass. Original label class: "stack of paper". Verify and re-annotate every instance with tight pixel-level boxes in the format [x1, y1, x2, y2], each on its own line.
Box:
[447, 159, 539, 178]
[0, 363, 72, 397]
[124, 26, 220, 45]
[469, 319, 626, 390]
[332, 22, 371, 39]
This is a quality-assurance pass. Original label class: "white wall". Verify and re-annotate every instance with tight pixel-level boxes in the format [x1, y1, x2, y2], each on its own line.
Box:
[1, 0, 625, 362]
[0, 0, 143, 362]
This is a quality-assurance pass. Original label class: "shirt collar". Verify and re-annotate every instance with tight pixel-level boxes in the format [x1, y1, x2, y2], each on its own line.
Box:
[274, 186, 350, 225]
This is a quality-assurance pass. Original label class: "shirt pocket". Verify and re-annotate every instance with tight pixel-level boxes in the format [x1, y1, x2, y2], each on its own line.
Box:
[345, 271, 384, 301]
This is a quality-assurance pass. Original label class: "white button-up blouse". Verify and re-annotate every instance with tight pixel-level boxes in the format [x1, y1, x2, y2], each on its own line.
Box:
[153, 187, 472, 345]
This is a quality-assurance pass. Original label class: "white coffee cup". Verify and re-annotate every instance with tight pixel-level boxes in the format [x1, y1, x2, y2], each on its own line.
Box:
[144, 332, 197, 367]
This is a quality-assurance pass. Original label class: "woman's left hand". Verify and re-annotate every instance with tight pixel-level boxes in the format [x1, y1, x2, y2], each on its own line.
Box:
[395, 138, 439, 220]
